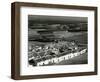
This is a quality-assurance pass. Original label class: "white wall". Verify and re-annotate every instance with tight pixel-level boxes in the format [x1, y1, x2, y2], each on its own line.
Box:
[0, 0, 100, 82]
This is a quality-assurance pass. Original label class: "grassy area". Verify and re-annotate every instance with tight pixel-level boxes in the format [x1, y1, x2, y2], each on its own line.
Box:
[29, 32, 87, 44]
[55, 52, 88, 65]
[65, 32, 87, 44]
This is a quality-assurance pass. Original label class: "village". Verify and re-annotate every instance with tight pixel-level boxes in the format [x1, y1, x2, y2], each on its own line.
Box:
[28, 40, 87, 66]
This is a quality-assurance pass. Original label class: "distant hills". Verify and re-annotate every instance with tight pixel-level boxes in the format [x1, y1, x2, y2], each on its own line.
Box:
[29, 23, 87, 32]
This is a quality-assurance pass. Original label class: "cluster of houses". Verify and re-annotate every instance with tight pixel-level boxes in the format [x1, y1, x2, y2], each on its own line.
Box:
[28, 40, 87, 66]
[36, 48, 87, 66]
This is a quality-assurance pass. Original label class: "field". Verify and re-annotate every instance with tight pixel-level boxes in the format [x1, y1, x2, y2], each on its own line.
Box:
[65, 32, 87, 44]
[56, 52, 87, 65]
[29, 32, 87, 46]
